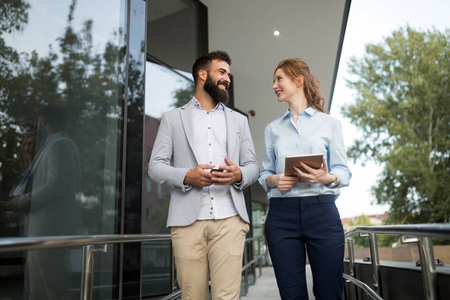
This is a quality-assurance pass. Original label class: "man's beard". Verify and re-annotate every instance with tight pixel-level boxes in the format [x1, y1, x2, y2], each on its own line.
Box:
[203, 74, 229, 104]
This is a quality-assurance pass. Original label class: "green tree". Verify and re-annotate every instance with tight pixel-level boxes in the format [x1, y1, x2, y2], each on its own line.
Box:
[172, 83, 195, 109]
[342, 26, 450, 224]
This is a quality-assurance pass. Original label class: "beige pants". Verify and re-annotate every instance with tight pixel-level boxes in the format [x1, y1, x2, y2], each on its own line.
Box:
[171, 215, 250, 300]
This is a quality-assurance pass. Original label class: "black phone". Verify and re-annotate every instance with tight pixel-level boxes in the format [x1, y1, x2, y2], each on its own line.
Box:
[210, 168, 224, 173]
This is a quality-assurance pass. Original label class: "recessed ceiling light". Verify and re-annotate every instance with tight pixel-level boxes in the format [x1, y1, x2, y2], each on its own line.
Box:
[273, 30, 280, 36]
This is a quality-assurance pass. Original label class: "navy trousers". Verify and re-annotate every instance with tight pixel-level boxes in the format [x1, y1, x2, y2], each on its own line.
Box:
[265, 195, 345, 300]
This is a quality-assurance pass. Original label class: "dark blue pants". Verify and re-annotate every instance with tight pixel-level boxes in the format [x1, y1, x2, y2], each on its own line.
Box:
[265, 195, 345, 300]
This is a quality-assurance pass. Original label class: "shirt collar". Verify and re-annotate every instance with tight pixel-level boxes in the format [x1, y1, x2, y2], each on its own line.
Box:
[282, 106, 318, 119]
[192, 97, 224, 111]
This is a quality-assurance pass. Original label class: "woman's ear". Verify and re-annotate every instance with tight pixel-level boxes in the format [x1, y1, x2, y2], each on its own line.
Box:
[296, 75, 304, 87]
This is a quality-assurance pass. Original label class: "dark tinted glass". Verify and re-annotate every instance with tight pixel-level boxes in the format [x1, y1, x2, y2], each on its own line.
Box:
[0, 0, 126, 298]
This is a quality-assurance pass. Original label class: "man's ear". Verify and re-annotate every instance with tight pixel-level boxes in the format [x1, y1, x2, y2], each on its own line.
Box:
[199, 69, 207, 81]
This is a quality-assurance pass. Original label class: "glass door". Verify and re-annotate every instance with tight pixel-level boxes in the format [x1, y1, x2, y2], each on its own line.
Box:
[0, 0, 141, 298]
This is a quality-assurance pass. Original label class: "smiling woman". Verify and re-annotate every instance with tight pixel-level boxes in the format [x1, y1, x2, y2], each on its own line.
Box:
[259, 57, 352, 300]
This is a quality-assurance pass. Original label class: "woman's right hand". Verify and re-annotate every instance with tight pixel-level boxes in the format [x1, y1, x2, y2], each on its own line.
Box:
[266, 174, 299, 191]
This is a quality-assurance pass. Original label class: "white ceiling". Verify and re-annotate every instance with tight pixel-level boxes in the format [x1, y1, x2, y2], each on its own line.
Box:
[201, 0, 349, 167]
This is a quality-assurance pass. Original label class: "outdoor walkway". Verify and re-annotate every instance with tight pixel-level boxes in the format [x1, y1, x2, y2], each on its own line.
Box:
[242, 265, 314, 299]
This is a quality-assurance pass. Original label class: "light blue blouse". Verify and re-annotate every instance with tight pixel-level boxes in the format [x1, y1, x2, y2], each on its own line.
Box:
[258, 107, 352, 199]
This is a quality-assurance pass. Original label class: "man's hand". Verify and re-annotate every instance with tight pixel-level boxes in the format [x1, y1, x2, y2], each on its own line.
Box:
[183, 164, 215, 188]
[2, 196, 19, 211]
[211, 157, 242, 185]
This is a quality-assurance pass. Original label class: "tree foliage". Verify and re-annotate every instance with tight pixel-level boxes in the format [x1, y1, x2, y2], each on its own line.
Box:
[342, 27, 450, 224]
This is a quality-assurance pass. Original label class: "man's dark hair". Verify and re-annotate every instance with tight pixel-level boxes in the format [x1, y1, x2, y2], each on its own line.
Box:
[192, 50, 231, 85]
[38, 104, 68, 131]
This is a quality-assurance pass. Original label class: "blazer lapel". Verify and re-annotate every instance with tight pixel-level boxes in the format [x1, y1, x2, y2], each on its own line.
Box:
[179, 103, 200, 164]
[224, 107, 237, 159]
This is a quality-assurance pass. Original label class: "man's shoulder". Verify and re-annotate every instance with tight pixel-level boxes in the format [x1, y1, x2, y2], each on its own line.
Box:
[225, 107, 248, 121]
[162, 106, 184, 119]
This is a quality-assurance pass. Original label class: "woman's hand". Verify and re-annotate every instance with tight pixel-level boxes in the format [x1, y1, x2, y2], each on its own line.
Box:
[292, 158, 336, 185]
[266, 174, 299, 191]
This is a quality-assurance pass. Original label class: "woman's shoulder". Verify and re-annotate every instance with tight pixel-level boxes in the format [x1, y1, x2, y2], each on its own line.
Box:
[313, 110, 341, 124]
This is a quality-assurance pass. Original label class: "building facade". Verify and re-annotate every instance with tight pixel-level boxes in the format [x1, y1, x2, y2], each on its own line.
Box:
[0, 0, 349, 299]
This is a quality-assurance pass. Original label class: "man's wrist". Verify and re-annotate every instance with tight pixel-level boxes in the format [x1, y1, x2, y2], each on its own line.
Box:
[183, 169, 191, 185]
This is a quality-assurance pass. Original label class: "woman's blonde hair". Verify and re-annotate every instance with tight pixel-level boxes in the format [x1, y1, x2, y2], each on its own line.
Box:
[275, 58, 327, 113]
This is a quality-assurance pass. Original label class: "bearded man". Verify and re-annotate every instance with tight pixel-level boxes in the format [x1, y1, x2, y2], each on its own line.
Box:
[148, 50, 259, 300]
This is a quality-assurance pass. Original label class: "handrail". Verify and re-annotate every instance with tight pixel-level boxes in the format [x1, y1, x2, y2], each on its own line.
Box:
[0, 234, 173, 300]
[0, 233, 171, 253]
[343, 274, 383, 300]
[345, 224, 450, 239]
[343, 223, 450, 300]
[0, 233, 266, 300]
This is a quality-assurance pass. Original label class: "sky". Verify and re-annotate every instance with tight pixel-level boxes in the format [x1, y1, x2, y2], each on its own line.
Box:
[330, 0, 450, 218]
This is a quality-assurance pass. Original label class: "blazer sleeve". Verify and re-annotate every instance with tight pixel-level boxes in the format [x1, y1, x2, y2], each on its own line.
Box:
[148, 113, 191, 192]
[232, 116, 260, 190]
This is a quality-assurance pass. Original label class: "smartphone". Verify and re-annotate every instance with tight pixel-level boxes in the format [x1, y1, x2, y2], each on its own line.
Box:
[210, 168, 224, 173]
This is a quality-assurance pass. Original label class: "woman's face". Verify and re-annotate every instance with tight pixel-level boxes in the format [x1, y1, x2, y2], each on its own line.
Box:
[272, 68, 299, 103]
[22, 135, 36, 163]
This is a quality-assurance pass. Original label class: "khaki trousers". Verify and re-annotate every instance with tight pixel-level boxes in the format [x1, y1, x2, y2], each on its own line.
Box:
[171, 215, 250, 300]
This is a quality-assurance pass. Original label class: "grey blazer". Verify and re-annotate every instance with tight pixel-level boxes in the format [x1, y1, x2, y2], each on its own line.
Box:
[148, 99, 260, 227]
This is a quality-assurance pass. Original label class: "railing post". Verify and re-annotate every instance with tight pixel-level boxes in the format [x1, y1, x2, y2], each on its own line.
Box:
[243, 240, 249, 296]
[171, 243, 177, 292]
[418, 236, 439, 300]
[368, 233, 382, 297]
[80, 244, 107, 300]
[345, 238, 357, 300]
[258, 237, 262, 278]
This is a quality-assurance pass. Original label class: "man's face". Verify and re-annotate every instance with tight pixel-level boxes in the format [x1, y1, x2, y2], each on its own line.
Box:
[203, 59, 231, 104]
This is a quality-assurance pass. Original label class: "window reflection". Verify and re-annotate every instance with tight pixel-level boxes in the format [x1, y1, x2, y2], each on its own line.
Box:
[142, 61, 194, 296]
[0, 0, 126, 299]
[143, 61, 193, 234]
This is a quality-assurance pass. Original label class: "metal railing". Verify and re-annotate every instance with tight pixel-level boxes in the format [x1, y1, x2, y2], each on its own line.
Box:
[0, 234, 173, 300]
[242, 235, 267, 296]
[0, 233, 266, 300]
[344, 224, 450, 300]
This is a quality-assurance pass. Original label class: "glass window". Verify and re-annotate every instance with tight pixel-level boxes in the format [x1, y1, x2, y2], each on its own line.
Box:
[0, 0, 126, 298]
[141, 0, 205, 297]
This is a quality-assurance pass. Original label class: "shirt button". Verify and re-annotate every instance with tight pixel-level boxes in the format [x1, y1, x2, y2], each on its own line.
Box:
[208, 127, 211, 129]
[209, 161, 212, 164]
[211, 197, 214, 200]
[209, 143, 212, 146]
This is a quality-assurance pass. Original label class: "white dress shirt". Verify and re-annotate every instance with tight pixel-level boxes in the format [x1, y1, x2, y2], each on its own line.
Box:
[191, 98, 238, 220]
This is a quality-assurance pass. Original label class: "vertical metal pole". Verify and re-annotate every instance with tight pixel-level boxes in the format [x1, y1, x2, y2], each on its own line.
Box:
[345, 238, 357, 300]
[171, 244, 177, 291]
[347, 238, 355, 277]
[368, 233, 382, 297]
[418, 236, 439, 300]
[243, 241, 249, 296]
[80, 245, 108, 300]
[258, 238, 262, 278]
[81, 245, 94, 300]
